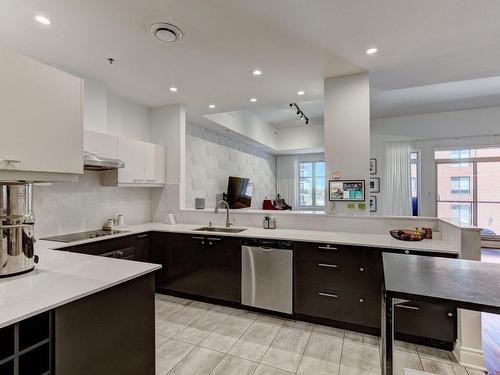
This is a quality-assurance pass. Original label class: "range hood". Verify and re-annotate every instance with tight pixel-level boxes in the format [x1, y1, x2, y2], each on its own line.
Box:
[83, 152, 125, 171]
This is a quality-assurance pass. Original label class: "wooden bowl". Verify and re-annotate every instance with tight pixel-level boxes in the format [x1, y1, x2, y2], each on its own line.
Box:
[390, 229, 426, 242]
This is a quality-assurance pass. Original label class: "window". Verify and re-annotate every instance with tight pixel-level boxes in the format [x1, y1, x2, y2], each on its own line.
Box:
[299, 161, 325, 208]
[410, 151, 420, 216]
[450, 176, 470, 194]
[451, 204, 471, 225]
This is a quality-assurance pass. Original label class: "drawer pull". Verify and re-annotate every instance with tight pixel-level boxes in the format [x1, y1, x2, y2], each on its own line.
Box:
[191, 236, 205, 240]
[207, 237, 221, 241]
[136, 234, 148, 239]
[318, 245, 337, 250]
[318, 263, 338, 269]
[318, 292, 338, 298]
[396, 304, 420, 311]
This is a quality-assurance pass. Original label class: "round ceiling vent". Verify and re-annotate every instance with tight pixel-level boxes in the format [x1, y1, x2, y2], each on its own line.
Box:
[150, 22, 183, 43]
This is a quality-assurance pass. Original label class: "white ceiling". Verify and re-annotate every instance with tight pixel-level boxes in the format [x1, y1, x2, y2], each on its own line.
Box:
[2, 0, 500, 125]
[251, 100, 324, 129]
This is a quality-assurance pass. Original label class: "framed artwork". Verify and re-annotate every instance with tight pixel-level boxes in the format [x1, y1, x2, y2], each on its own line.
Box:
[369, 158, 377, 175]
[328, 180, 365, 202]
[369, 196, 377, 212]
[369, 177, 380, 193]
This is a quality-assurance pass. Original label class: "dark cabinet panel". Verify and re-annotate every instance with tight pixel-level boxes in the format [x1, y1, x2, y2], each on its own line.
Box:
[153, 232, 241, 303]
[134, 233, 150, 262]
[295, 285, 366, 326]
[202, 236, 241, 303]
[295, 259, 366, 294]
[295, 242, 366, 263]
[64, 235, 136, 257]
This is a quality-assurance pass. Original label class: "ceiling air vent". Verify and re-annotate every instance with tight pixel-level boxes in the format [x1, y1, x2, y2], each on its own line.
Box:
[150, 22, 183, 43]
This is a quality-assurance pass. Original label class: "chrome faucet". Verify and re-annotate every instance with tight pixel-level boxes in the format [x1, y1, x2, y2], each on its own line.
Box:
[214, 200, 233, 227]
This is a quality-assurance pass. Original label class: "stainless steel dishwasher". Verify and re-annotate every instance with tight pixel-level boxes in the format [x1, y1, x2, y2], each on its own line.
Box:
[241, 239, 293, 314]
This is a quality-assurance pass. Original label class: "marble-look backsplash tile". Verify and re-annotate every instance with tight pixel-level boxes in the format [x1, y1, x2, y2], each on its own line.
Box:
[34, 171, 151, 238]
[185, 123, 276, 209]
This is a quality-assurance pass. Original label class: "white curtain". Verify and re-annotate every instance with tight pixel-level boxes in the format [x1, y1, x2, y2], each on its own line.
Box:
[384, 141, 412, 216]
[276, 155, 298, 209]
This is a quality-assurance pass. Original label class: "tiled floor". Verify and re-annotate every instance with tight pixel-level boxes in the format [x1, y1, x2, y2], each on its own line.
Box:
[155, 294, 479, 375]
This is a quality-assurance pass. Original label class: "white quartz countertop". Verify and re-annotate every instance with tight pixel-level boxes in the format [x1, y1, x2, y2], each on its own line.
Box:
[0, 241, 160, 329]
[43, 222, 459, 255]
[1, 222, 457, 329]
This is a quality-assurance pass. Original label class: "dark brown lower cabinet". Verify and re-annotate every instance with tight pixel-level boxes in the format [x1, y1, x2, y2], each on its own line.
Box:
[55, 273, 155, 375]
[294, 242, 457, 348]
[294, 285, 366, 326]
[153, 232, 241, 303]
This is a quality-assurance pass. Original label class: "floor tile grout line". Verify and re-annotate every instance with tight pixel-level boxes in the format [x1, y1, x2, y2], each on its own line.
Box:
[172, 308, 233, 345]
[162, 338, 197, 375]
[294, 325, 315, 375]
[218, 312, 261, 356]
[338, 331, 346, 375]
[255, 318, 285, 364]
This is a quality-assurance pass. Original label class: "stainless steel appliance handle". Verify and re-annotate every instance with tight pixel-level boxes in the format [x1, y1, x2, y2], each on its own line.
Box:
[318, 246, 337, 250]
[318, 263, 338, 268]
[258, 246, 274, 252]
[396, 304, 420, 311]
[318, 292, 338, 298]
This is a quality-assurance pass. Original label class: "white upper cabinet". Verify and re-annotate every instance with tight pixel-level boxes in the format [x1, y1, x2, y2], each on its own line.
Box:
[84, 130, 118, 159]
[101, 136, 165, 187]
[145, 143, 166, 184]
[117, 137, 146, 184]
[0, 47, 83, 176]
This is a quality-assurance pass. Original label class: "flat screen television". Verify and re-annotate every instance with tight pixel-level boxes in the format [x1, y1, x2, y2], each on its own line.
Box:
[328, 179, 365, 202]
[226, 176, 253, 209]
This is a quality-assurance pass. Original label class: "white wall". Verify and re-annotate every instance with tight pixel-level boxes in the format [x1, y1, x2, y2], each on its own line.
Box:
[185, 123, 276, 209]
[275, 125, 324, 154]
[205, 110, 278, 150]
[107, 94, 151, 142]
[34, 172, 151, 238]
[325, 73, 370, 213]
[371, 106, 500, 216]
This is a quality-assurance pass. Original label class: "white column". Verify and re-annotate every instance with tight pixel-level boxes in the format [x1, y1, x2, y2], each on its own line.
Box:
[149, 104, 186, 220]
[454, 229, 486, 371]
[324, 73, 370, 213]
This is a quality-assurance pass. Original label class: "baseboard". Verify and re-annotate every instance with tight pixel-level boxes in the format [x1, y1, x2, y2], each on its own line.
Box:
[453, 340, 486, 372]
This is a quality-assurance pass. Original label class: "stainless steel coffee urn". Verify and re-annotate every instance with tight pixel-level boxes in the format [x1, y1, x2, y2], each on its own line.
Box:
[0, 182, 37, 278]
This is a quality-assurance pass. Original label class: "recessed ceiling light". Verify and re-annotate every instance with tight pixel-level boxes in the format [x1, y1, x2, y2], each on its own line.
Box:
[366, 47, 378, 55]
[150, 22, 183, 43]
[250, 97, 257, 102]
[252, 69, 262, 76]
[297, 90, 305, 96]
[35, 15, 51, 25]
[169, 87, 178, 92]
[208, 104, 215, 109]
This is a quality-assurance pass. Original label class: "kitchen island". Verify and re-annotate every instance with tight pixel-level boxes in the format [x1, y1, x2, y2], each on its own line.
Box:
[0, 241, 161, 375]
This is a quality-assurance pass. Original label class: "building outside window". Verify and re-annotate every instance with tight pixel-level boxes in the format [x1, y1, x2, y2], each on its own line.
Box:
[299, 161, 325, 209]
[410, 151, 420, 216]
[450, 176, 470, 194]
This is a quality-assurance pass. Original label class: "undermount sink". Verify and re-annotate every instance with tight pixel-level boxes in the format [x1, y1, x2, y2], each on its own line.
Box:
[195, 226, 247, 233]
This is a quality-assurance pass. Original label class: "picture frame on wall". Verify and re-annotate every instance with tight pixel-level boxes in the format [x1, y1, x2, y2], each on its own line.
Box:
[369, 158, 377, 175]
[369, 196, 377, 212]
[369, 177, 380, 193]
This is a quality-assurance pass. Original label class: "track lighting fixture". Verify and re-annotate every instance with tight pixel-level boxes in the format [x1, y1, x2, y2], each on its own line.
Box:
[289, 103, 309, 125]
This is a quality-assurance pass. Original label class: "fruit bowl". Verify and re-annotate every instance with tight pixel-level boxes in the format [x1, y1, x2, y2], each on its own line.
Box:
[390, 229, 426, 242]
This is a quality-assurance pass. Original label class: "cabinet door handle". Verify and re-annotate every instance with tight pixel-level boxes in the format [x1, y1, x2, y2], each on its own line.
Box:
[136, 234, 148, 239]
[191, 236, 205, 240]
[318, 245, 337, 250]
[318, 263, 338, 269]
[396, 304, 420, 311]
[133, 178, 144, 182]
[207, 237, 221, 241]
[318, 292, 338, 298]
